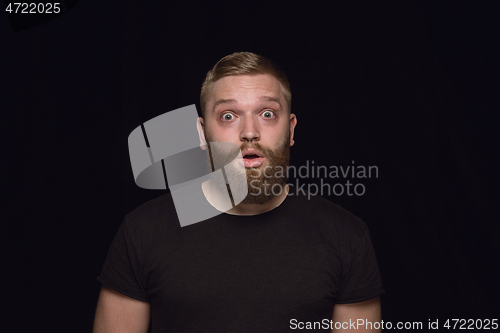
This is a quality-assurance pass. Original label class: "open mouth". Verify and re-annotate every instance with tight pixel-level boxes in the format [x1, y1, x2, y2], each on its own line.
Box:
[239, 151, 265, 168]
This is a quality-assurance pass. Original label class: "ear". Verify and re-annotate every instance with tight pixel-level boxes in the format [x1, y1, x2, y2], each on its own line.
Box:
[289, 113, 297, 146]
[197, 117, 207, 150]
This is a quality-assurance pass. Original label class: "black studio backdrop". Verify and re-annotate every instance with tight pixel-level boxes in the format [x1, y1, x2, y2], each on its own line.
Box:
[2, 1, 499, 332]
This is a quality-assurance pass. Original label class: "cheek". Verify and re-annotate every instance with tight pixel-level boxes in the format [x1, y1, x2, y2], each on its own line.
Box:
[205, 124, 238, 142]
[266, 124, 289, 141]
[278, 128, 292, 149]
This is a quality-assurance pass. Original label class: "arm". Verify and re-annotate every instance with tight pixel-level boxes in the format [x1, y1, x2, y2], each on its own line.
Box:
[93, 285, 150, 333]
[331, 296, 381, 333]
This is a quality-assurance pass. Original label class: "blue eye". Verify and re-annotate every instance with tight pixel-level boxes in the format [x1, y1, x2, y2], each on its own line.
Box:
[262, 110, 275, 118]
[221, 113, 235, 121]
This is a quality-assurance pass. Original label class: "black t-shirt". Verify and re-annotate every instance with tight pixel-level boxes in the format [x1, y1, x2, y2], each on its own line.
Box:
[97, 192, 384, 332]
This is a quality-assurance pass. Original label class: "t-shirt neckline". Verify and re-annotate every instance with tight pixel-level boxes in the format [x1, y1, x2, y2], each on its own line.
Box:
[220, 194, 293, 219]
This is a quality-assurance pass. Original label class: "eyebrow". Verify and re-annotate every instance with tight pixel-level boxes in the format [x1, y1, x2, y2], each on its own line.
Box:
[212, 96, 282, 113]
[259, 96, 282, 108]
[212, 99, 237, 113]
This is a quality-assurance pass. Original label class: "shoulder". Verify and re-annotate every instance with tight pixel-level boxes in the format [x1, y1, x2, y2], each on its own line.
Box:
[123, 192, 179, 234]
[291, 194, 367, 230]
[289, 193, 369, 246]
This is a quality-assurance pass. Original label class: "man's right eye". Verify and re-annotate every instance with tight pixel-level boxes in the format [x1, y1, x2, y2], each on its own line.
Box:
[221, 112, 235, 121]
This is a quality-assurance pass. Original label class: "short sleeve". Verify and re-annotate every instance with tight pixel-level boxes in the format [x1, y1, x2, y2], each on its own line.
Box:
[97, 217, 149, 302]
[335, 224, 385, 304]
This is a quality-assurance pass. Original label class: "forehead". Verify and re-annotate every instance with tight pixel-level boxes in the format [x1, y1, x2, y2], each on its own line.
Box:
[208, 74, 284, 103]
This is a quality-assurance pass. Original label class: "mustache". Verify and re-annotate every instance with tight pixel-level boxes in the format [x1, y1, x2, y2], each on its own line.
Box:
[203, 130, 291, 169]
[239, 142, 272, 156]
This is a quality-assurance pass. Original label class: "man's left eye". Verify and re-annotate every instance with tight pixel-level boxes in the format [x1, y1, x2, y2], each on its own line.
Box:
[262, 110, 275, 118]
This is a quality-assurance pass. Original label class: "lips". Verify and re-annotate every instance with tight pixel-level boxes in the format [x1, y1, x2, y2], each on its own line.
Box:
[239, 148, 265, 167]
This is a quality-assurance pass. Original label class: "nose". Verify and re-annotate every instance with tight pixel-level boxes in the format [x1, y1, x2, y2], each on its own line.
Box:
[240, 115, 260, 142]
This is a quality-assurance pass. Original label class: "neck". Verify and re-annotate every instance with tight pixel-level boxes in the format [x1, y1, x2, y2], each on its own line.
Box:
[202, 181, 289, 216]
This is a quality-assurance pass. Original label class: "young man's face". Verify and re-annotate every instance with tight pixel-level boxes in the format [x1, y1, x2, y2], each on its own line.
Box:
[200, 73, 296, 168]
[199, 73, 297, 204]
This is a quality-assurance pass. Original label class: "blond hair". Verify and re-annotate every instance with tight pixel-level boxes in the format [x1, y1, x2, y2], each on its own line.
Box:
[200, 52, 291, 117]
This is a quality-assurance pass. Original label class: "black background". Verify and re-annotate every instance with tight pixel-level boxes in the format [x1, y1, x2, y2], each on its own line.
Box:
[2, 1, 499, 332]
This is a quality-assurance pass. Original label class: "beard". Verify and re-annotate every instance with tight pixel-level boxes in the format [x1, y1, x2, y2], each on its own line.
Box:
[204, 133, 291, 206]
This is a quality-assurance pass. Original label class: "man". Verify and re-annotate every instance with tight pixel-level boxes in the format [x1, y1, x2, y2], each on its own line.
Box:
[94, 52, 384, 332]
